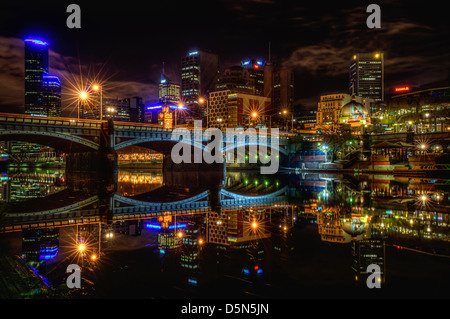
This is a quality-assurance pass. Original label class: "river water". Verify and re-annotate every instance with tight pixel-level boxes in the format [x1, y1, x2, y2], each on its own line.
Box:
[0, 167, 449, 299]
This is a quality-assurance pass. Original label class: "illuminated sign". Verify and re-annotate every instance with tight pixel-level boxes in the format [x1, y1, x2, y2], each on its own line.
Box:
[394, 86, 410, 93]
[145, 223, 187, 230]
[146, 104, 187, 110]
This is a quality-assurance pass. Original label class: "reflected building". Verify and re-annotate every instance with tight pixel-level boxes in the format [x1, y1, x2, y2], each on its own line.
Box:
[22, 228, 60, 269]
[352, 238, 385, 286]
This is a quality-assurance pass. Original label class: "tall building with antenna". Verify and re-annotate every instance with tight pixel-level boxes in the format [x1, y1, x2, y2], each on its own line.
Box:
[159, 62, 180, 105]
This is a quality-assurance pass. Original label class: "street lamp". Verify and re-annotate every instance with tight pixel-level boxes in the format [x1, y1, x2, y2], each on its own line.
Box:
[92, 84, 103, 120]
[198, 97, 208, 127]
[78, 91, 89, 119]
[174, 103, 184, 127]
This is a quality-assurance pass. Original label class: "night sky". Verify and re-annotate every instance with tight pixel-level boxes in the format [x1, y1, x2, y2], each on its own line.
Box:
[1, 0, 449, 116]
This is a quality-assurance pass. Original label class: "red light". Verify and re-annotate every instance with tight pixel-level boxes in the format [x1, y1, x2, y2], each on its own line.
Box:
[395, 86, 410, 93]
[254, 265, 259, 271]
[253, 64, 259, 69]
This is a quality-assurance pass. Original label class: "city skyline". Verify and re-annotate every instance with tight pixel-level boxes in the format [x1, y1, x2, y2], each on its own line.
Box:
[1, 1, 449, 116]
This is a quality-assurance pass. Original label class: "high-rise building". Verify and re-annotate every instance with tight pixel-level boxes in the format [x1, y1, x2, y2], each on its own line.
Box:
[352, 238, 385, 286]
[103, 98, 130, 122]
[350, 52, 384, 102]
[129, 96, 145, 123]
[24, 39, 49, 116]
[159, 68, 180, 105]
[181, 50, 219, 117]
[241, 59, 266, 96]
[215, 66, 255, 94]
[42, 75, 61, 117]
[261, 60, 294, 120]
[24, 38, 62, 117]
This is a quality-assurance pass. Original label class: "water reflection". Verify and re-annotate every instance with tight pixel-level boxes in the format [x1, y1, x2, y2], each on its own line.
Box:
[0, 168, 449, 298]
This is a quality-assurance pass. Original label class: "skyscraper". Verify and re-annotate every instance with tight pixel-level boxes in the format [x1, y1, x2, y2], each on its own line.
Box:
[24, 39, 49, 116]
[129, 96, 145, 123]
[42, 75, 61, 117]
[159, 67, 180, 105]
[350, 52, 384, 102]
[24, 38, 62, 117]
[181, 50, 219, 118]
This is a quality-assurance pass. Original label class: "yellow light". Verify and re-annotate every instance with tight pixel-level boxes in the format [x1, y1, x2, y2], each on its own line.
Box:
[79, 91, 88, 100]
[178, 103, 184, 108]
[375, 53, 380, 58]
[198, 239, 204, 245]
[251, 221, 258, 229]
[353, 55, 357, 60]
[78, 243, 86, 252]
[92, 84, 100, 91]
[283, 110, 287, 114]
[198, 98, 205, 104]
[177, 231, 183, 238]
[252, 112, 258, 118]
[91, 254, 97, 260]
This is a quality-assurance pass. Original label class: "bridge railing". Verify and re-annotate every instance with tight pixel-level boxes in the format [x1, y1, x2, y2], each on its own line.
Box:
[0, 113, 102, 129]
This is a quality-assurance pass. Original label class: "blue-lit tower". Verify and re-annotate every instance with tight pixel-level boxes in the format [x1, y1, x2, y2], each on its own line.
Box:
[42, 75, 61, 117]
[24, 39, 49, 116]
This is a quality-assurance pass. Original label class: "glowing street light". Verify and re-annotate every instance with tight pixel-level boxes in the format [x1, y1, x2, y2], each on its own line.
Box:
[91, 84, 103, 120]
[78, 243, 86, 253]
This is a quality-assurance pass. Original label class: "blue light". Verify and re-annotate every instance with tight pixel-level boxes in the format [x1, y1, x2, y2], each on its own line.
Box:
[189, 51, 199, 56]
[159, 249, 166, 254]
[25, 38, 48, 46]
[242, 268, 250, 275]
[146, 223, 187, 230]
[168, 223, 187, 230]
[242, 60, 250, 66]
[256, 60, 264, 66]
[146, 104, 187, 111]
[161, 79, 167, 84]
[188, 278, 198, 286]
[145, 224, 162, 230]
[257, 268, 263, 275]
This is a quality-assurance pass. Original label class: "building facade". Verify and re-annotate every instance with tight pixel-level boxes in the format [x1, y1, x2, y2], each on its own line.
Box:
[24, 39, 62, 117]
[350, 52, 384, 102]
[181, 50, 219, 117]
[208, 90, 271, 128]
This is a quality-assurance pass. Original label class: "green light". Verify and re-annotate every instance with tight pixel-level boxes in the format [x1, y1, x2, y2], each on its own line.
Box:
[245, 179, 249, 185]
[264, 180, 269, 187]
[255, 180, 258, 186]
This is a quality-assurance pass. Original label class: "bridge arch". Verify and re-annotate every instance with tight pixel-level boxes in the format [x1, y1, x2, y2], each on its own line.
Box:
[0, 130, 100, 152]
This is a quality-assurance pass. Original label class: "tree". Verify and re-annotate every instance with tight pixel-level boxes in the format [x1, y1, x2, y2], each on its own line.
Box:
[320, 124, 353, 163]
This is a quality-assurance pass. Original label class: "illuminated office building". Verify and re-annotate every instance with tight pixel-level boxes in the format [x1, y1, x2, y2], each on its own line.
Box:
[159, 70, 180, 105]
[24, 39, 49, 116]
[24, 38, 62, 117]
[208, 90, 270, 128]
[42, 75, 61, 117]
[215, 66, 255, 94]
[352, 238, 385, 285]
[181, 50, 219, 116]
[350, 52, 384, 102]
[241, 59, 266, 96]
